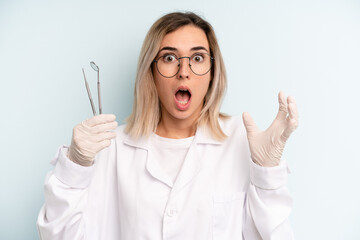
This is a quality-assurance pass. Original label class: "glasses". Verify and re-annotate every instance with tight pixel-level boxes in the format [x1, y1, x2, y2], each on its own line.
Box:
[82, 61, 102, 116]
[153, 52, 214, 78]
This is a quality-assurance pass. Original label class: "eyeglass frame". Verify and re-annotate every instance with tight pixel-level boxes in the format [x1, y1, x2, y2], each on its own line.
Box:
[152, 52, 215, 78]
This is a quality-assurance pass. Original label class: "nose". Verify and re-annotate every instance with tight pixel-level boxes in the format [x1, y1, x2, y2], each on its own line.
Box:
[177, 57, 191, 79]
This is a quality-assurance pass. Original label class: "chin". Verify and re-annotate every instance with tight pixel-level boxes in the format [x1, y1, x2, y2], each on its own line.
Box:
[171, 107, 200, 121]
[171, 111, 192, 120]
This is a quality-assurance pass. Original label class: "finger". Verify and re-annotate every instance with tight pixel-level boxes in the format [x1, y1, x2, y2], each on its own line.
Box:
[288, 103, 296, 120]
[94, 131, 117, 142]
[90, 121, 118, 134]
[288, 104, 299, 127]
[93, 139, 112, 153]
[287, 96, 299, 120]
[242, 112, 260, 134]
[275, 91, 288, 121]
[287, 95, 296, 105]
[281, 118, 298, 142]
[84, 114, 116, 127]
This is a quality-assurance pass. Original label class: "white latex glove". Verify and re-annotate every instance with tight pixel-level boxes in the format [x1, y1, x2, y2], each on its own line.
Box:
[242, 91, 299, 167]
[68, 114, 118, 166]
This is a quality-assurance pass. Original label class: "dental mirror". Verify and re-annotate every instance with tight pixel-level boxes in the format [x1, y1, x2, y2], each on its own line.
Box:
[90, 61, 99, 72]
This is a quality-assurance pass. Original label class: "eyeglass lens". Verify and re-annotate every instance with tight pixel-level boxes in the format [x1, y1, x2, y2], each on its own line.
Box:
[156, 53, 212, 78]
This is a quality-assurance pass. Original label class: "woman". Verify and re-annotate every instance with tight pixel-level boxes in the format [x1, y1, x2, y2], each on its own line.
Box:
[37, 12, 298, 239]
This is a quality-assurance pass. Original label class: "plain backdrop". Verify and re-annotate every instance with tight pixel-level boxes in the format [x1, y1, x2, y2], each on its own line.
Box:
[0, 0, 359, 239]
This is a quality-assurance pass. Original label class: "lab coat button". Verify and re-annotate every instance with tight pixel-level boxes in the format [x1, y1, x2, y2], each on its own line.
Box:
[167, 208, 177, 217]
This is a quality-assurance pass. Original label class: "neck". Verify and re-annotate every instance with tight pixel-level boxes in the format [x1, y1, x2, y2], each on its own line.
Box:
[156, 112, 199, 139]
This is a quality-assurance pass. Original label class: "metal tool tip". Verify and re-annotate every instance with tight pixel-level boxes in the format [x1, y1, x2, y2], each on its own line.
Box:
[90, 61, 99, 72]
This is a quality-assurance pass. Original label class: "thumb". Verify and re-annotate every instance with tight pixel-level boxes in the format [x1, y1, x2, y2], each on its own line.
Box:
[242, 112, 260, 134]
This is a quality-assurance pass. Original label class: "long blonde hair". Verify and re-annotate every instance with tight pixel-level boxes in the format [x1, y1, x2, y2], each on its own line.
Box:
[125, 12, 228, 140]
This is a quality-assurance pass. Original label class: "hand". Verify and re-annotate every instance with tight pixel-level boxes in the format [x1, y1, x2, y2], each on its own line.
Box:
[68, 114, 118, 166]
[242, 91, 299, 167]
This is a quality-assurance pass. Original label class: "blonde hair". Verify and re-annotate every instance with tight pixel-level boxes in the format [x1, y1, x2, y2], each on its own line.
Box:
[125, 12, 229, 140]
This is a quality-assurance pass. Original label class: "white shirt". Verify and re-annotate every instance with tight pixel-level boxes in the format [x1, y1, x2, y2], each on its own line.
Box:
[150, 133, 193, 184]
[37, 116, 294, 240]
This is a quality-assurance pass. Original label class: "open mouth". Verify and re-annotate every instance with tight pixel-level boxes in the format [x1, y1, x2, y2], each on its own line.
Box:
[175, 88, 192, 105]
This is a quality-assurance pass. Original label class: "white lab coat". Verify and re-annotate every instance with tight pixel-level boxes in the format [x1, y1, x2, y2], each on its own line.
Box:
[37, 116, 294, 240]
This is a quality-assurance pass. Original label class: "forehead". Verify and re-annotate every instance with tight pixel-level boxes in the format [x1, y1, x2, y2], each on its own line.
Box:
[160, 25, 209, 51]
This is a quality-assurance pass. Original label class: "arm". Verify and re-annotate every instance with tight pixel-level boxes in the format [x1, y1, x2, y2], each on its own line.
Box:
[242, 91, 299, 239]
[243, 160, 294, 239]
[37, 114, 118, 239]
[37, 146, 94, 240]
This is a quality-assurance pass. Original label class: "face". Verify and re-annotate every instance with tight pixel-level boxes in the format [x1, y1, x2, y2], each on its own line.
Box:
[153, 25, 212, 124]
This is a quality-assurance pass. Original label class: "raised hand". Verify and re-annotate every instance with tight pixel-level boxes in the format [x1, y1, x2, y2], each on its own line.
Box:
[68, 114, 118, 166]
[242, 91, 299, 167]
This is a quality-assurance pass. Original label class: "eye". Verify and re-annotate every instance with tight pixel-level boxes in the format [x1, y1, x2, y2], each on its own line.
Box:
[162, 54, 177, 63]
[192, 54, 204, 63]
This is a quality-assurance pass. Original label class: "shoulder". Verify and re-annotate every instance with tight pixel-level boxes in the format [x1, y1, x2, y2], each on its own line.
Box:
[114, 124, 128, 142]
[219, 115, 246, 137]
[113, 124, 150, 150]
[218, 116, 250, 158]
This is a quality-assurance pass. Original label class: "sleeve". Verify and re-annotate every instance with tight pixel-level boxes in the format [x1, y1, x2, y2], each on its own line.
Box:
[242, 159, 294, 240]
[37, 145, 95, 240]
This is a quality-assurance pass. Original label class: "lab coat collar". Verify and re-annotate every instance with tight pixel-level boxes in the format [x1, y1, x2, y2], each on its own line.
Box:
[123, 134, 150, 150]
[123, 124, 223, 150]
[195, 125, 223, 145]
[123, 124, 224, 191]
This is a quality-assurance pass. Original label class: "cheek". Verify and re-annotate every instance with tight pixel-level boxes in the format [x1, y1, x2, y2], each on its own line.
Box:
[153, 71, 163, 94]
[196, 79, 211, 100]
[154, 78, 171, 102]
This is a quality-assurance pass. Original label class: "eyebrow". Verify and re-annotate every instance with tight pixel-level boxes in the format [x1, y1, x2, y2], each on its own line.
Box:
[158, 46, 209, 53]
[191, 46, 208, 52]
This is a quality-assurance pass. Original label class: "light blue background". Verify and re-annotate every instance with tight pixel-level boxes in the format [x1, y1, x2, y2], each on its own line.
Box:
[1, 0, 359, 239]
